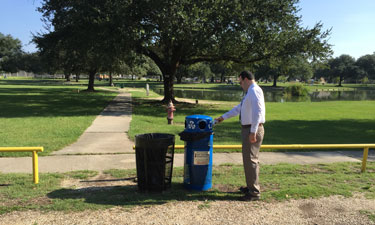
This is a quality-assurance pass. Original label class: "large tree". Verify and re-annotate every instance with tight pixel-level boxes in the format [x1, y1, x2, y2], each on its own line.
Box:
[254, 56, 311, 86]
[329, 54, 357, 86]
[356, 53, 375, 80]
[0, 33, 23, 73]
[112, 0, 331, 102]
[210, 62, 239, 83]
[36, 0, 331, 100]
[19, 52, 47, 74]
[287, 56, 313, 82]
[35, 1, 127, 90]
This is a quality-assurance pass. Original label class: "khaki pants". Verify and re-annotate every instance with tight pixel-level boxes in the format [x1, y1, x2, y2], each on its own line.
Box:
[241, 124, 264, 197]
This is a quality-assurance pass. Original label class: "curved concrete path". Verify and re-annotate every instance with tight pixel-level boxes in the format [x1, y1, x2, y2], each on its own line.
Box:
[52, 91, 133, 155]
[0, 89, 374, 173]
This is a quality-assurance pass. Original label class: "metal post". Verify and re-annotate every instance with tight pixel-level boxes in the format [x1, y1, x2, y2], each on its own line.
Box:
[32, 151, 39, 184]
[361, 147, 369, 173]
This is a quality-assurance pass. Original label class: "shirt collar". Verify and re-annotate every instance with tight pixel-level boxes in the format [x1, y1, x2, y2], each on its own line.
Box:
[247, 83, 255, 92]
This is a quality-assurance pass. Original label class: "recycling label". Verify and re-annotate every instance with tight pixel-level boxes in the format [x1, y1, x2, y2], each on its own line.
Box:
[194, 151, 210, 165]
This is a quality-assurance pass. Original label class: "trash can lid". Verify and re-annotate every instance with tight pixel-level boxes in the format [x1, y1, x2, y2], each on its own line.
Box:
[184, 115, 213, 132]
[186, 115, 212, 121]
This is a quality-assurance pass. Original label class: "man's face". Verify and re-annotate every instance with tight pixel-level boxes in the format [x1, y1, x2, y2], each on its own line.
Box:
[239, 76, 246, 91]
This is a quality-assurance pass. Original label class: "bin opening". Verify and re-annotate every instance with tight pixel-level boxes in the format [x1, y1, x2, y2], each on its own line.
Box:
[198, 120, 206, 129]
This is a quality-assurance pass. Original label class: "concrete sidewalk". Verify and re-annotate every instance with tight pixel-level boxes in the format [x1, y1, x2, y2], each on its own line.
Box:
[52, 91, 133, 155]
[0, 89, 374, 174]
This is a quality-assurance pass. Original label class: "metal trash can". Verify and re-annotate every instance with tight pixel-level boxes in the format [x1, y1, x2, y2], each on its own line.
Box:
[135, 133, 175, 192]
[179, 115, 213, 191]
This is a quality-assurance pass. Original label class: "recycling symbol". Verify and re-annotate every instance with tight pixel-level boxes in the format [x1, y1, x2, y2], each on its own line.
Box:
[208, 121, 212, 129]
[188, 121, 196, 130]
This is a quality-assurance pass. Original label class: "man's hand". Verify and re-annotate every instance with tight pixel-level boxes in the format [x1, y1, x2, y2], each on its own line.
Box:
[214, 116, 224, 123]
[250, 132, 257, 143]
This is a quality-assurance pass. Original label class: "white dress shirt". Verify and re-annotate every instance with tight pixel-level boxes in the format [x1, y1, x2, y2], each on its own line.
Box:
[221, 83, 266, 133]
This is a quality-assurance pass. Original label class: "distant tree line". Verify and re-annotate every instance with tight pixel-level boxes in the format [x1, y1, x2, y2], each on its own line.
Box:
[2, 31, 374, 89]
[176, 53, 375, 87]
[314, 54, 375, 86]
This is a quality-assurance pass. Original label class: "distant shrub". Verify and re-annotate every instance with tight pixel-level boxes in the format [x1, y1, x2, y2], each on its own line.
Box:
[285, 84, 309, 96]
[361, 76, 369, 84]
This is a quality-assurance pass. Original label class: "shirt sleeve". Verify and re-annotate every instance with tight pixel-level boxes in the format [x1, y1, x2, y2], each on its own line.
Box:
[250, 90, 263, 133]
[222, 103, 241, 120]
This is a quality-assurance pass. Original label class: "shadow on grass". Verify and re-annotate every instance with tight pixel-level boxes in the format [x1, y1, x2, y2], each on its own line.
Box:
[0, 79, 67, 86]
[47, 182, 239, 207]
[0, 87, 117, 118]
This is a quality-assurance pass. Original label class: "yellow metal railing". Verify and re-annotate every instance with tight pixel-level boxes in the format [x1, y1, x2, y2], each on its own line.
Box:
[0, 147, 44, 184]
[172, 144, 375, 173]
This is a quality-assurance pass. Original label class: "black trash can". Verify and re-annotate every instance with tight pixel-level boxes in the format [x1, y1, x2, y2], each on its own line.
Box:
[135, 133, 175, 192]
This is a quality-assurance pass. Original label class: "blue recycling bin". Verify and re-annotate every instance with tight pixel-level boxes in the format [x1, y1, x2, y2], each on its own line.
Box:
[179, 115, 214, 191]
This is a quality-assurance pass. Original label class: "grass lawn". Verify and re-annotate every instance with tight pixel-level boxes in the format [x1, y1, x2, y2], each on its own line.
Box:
[0, 78, 374, 216]
[0, 78, 117, 156]
[1, 78, 374, 155]
[129, 88, 375, 152]
[0, 162, 374, 214]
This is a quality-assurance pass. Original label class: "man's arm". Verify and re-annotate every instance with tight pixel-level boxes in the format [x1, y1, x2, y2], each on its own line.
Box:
[215, 103, 241, 123]
[249, 90, 263, 143]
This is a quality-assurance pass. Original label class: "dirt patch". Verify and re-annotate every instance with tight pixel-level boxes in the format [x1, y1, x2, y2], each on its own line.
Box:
[1, 196, 52, 208]
[299, 202, 316, 218]
[61, 173, 136, 190]
[212, 184, 238, 193]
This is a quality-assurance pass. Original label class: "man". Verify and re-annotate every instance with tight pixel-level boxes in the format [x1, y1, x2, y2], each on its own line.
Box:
[215, 70, 266, 201]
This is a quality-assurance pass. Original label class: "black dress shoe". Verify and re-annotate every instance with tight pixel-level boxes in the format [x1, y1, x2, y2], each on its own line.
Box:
[239, 186, 249, 193]
[239, 194, 260, 201]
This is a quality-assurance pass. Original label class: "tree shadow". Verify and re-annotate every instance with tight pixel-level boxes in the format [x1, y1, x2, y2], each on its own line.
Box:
[0, 87, 116, 118]
[0, 79, 67, 86]
[47, 182, 239, 207]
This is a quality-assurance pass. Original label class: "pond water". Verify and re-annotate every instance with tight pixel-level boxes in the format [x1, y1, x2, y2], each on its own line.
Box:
[153, 88, 375, 102]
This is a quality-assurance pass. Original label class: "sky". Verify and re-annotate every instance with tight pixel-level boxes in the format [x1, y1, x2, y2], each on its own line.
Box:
[0, 0, 375, 59]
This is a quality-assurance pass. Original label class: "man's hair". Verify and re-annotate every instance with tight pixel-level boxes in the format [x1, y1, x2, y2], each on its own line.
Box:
[239, 70, 255, 80]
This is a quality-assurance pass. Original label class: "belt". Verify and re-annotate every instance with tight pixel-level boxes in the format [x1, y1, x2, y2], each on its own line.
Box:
[241, 123, 263, 128]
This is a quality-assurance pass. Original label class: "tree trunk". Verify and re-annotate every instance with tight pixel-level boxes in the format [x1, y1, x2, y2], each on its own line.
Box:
[338, 76, 343, 86]
[176, 73, 182, 84]
[273, 74, 278, 87]
[87, 70, 96, 91]
[75, 74, 80, 82]
[162, 74, 175, 103]
[65, 73, 71, 81]
[109, 72, 114, 86]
